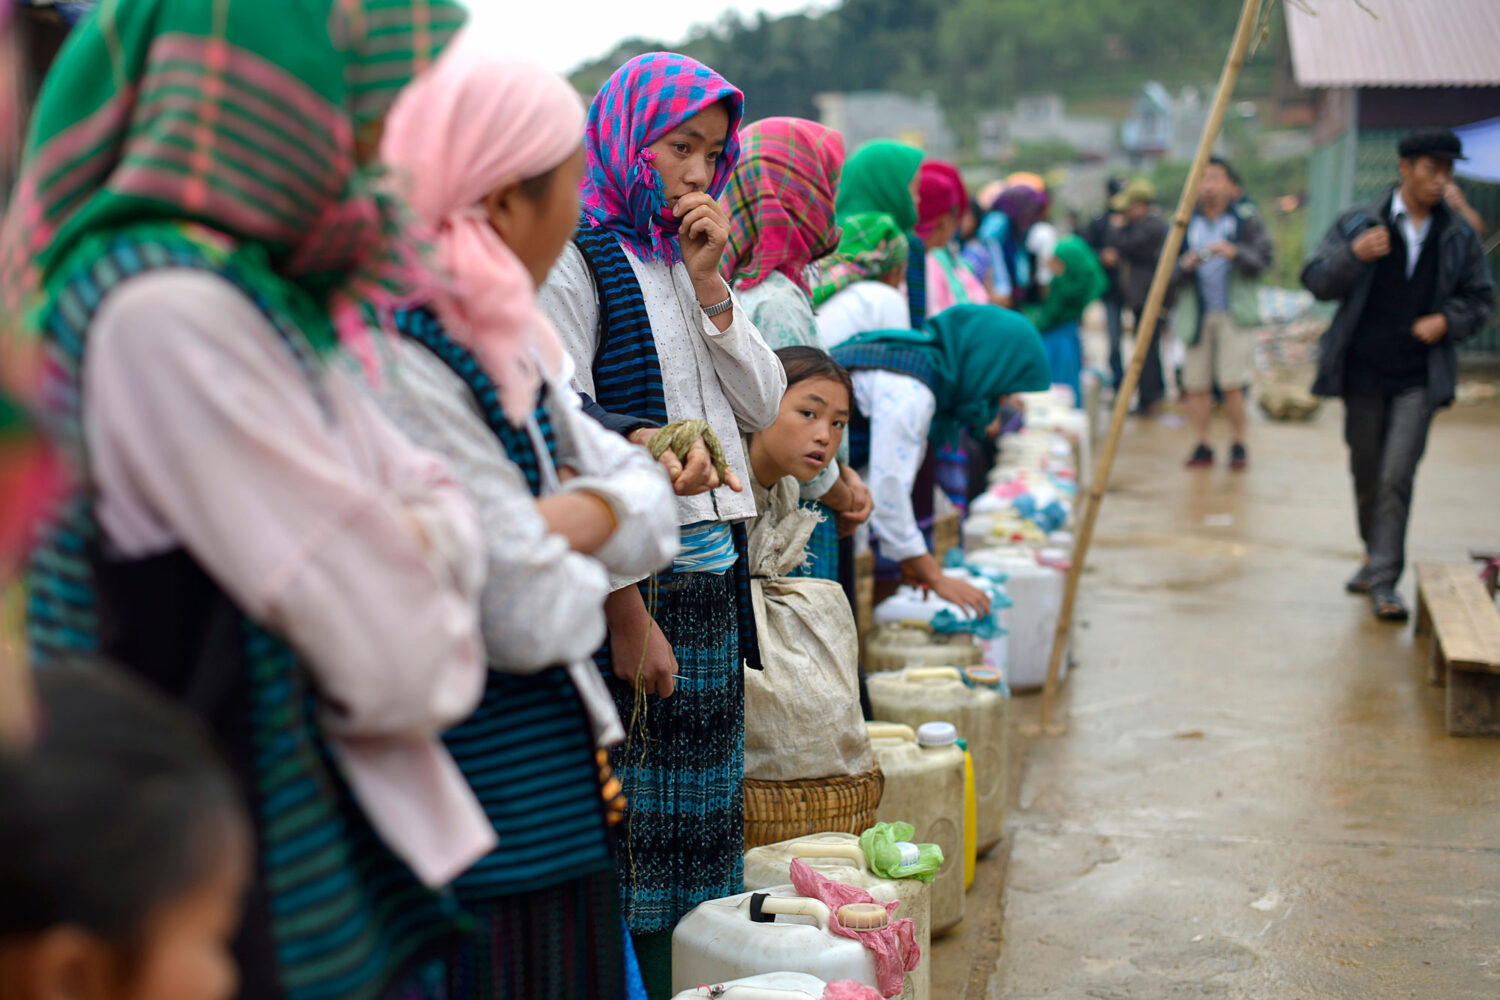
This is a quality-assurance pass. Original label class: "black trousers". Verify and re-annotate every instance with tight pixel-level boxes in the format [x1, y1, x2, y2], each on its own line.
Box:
[1343, 388, 1435, 589]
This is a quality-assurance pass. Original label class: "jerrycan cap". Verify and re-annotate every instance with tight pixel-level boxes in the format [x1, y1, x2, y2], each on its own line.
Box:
[895, 841, 921, 867]
[836, 903, 890, 930]
[916, 721, 959, 747]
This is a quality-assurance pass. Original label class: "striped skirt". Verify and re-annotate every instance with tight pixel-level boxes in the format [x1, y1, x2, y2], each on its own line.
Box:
[609, 570, 745, 935]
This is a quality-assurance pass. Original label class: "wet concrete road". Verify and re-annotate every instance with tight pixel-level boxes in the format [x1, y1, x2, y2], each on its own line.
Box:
[962, 395, 1499, 998]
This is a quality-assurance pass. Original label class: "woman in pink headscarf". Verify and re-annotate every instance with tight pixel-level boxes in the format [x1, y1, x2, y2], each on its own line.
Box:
[376, 32, 678, 999]
[916, 160, 988, 316]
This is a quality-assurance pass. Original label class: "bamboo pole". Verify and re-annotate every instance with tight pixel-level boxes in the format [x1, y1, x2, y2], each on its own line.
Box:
[1039, 0, 1268, 728]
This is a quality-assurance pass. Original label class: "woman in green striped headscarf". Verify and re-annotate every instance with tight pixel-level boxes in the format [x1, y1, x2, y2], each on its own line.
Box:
[813, 211, 912, 352]
[1, 5, 495, 1000]
[833, 139, 926, 328]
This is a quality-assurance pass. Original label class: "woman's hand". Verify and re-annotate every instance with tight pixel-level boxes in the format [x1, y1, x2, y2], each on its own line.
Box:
[927, 574, 993, 619]
[629, 427, 743, 496]
[676, 192, 732, 293]
[606, 588, 677, 698]
[901, 552, 992, 618]
[833, 465, 873, 536]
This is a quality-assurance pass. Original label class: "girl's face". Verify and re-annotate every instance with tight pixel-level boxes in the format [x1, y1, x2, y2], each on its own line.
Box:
[485, 143, 586, 287]
[121, 834, 247, 1000]
[6, 817, 250, 1000]
[646, 102, 729, 215]
[759, 376, 850, 483]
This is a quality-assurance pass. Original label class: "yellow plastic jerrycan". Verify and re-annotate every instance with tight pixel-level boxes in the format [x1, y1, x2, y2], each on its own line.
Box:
[866, 665, 1010, 856]
[913, 721, 978, 891]
[866, 722, 966, 936]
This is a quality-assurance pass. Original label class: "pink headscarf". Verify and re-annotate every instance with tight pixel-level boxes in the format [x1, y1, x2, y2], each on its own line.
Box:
[381, 31, 579, 424]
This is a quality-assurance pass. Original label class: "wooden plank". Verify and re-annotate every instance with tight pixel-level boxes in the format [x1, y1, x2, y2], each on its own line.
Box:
[1419, 564, 1500, 676]
[1447, 668, 1500, 737]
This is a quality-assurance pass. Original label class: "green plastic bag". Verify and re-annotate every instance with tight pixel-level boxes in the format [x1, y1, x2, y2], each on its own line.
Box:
[860, 821, 944, 882]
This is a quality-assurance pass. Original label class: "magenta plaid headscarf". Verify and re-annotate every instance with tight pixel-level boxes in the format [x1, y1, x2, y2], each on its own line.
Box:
[579, 52, 744, 264]
[721, 117, 845, 296]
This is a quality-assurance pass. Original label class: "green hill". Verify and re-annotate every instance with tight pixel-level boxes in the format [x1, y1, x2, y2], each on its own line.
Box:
[569, 0, 1273, 133]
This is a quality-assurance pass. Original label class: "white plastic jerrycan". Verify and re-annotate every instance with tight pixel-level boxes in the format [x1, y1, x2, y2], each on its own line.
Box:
[864, 622, 982, 674]
[865, 666, 1011, 857]
[743, 833, 930, 1000]
[670, 972, 828, 1000]
[671, 887, 883, 995]
[866, 722, 966, 936]
[961, 549, 1066, 691]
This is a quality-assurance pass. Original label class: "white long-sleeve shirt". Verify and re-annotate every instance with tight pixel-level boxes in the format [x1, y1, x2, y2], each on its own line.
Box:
[86, 269, 494, 888]
[853, 369, 938, 563]
[539, 241, 786, 530]
[814, 279, 911, 350]
[372, 338, 680, 743]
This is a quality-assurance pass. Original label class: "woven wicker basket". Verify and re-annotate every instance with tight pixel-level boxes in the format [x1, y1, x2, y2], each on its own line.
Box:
[742, 765, 885, 850]
[931, 511, 961, 564]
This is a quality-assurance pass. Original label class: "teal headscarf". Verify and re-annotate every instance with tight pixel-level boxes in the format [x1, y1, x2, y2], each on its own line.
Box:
[842, 304, 1050, 442]
[835, 140, 924, 231]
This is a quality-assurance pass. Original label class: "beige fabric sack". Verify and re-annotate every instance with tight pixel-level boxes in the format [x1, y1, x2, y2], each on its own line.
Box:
[744, 477, 873, 781]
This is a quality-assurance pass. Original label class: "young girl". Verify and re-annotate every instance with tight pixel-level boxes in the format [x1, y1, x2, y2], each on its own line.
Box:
[830, 305, 1052, 613]
[834, 140, 926, 328]
[1024, 235, 1109, 406]
[2, 4, 487, 998]
[721, 116, 871, 581]
[0, 664, 251, 1000]
[813, 213, 912, 350]
[917, 161, 988, 316]
[537, 52, 785, 994]
[747, 347, 855, 506]
[378, 38, 679, 998]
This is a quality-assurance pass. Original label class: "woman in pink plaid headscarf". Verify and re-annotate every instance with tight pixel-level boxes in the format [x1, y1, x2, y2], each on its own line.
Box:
[720, 116, 873, 584]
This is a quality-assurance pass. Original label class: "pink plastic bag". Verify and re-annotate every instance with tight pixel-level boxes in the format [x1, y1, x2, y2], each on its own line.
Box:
[824, 983, 882, 1000]
[789, 860, 919, 999]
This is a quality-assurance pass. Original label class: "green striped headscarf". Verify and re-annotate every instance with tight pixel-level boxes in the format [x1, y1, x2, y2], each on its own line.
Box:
[811, 211, 910, 306]
[0, 0, 467, 359]
[834, 139, 924, 230]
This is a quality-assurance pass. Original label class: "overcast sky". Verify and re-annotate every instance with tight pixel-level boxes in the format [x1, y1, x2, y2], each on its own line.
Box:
[462, 0, 831, 74]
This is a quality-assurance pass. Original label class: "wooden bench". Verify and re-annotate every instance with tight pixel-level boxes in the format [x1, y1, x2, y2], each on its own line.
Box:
[1414, 562, 1500, 737]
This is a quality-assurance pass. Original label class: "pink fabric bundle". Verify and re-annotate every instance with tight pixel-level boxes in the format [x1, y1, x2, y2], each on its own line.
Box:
[789, 860, 919, 999]
[823, 983, 882, 1000]
[381, 30, 579, 424]
[914, 161, 967, 241]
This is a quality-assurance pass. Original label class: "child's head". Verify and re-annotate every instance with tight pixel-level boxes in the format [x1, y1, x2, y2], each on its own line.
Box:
[751, 347, 854, 486]
[0, 665, 250, 1000]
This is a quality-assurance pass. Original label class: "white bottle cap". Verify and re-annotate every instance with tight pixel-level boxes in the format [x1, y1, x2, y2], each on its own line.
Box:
[895, 841, 921, 867]
[916, 721, 958, 746]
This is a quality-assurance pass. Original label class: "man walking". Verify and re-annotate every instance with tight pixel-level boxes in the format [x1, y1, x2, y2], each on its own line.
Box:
[1175, 157, 1274, 469]
[1302, 128, 1494, 621]
[1101, 178, 1169, 414]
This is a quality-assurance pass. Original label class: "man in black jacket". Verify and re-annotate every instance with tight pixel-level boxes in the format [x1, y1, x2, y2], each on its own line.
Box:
[1084, 177, 1127, 390]
[1302, 128, 1495, 621]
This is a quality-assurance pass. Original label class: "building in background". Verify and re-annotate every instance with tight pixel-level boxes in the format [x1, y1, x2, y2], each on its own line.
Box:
[1285, 0, 1500, 350]
[1119, 81, 1234, 164]
[814, 90, 957, 159]
[977, 93, 1116, 162]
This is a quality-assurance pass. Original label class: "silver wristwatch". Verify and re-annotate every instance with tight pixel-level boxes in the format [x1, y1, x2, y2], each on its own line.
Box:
[702, 295, 734, 318]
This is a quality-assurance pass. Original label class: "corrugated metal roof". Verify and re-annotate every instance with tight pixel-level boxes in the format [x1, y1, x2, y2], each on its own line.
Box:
[1286, 0, 1500, 88]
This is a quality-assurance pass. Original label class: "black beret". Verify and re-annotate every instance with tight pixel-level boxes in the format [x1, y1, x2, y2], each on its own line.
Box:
[1397, 128, 1465, 161]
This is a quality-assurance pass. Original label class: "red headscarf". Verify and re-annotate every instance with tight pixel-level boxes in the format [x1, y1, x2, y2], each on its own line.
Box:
[915, 160, 968, 242]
